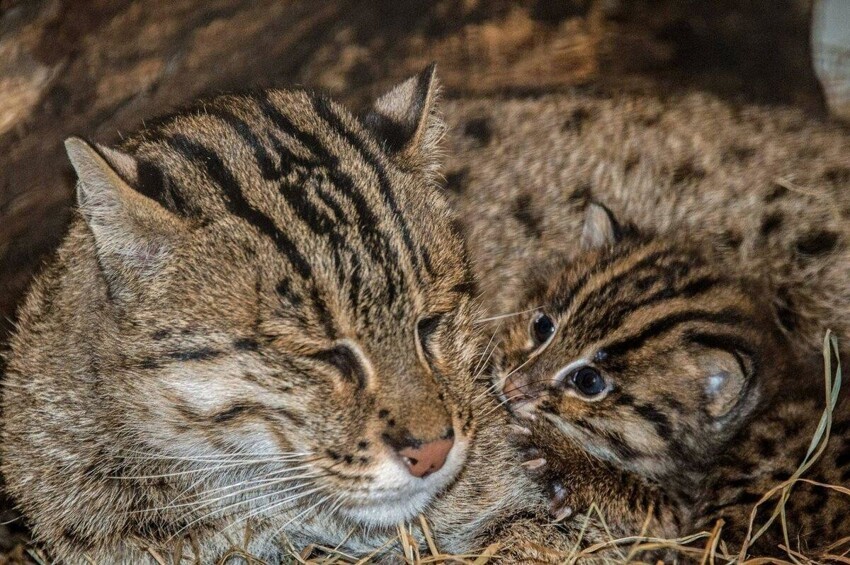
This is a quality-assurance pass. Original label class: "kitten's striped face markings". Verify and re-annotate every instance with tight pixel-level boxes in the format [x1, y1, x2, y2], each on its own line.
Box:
[500, 204, 773, 478]
[66, 67, 478, 528]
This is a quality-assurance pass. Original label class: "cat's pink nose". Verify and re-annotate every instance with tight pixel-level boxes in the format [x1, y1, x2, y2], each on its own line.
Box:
[398, 437, 454, 478]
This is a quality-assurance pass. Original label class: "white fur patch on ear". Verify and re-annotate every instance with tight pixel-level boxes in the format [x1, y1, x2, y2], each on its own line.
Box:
[705, 368, 745, 419]
[65, 137, 184, 277]
[706, 373, 726, 395]
[581, 203, 619, 250]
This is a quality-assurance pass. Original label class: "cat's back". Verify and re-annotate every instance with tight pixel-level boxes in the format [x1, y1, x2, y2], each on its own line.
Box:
[444, 90, 850, 354]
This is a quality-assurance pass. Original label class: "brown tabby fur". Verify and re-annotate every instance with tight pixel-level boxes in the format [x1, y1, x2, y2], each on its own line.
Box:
[5, 75, 850, 562]
[444, 90, 850, 361]
[495, 206, 849, 556]
[1, 69, 601, 563]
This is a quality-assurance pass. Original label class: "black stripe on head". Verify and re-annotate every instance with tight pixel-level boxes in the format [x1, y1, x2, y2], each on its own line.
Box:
[450, 279, 478, 297]
[163, 134, 341, 338]
[257, 92, 403, 306]
[310, 96, 433, 284]
[553, 244, 655, 314]
[309, 286, 337, 339]
[204, 107, 280, 180]
[603, 308, 746, 361]
[275, 278, 302, 306]
[135, 159, 167, 203]
[583, 274, 724, 343]
[134, 155, 191, 217]
[568, 247, 685, 317]
[164, 134, 314, 280]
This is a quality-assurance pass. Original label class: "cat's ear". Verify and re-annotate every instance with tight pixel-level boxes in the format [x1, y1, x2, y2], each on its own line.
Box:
[581, 203, 623, 250]
[362, 63, 444, 167]
[701, 351, 751, 420]
[65, 137, 185, 279]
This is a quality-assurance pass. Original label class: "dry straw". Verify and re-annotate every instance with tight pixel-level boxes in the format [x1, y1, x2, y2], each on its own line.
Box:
[28, 333, 847, 564]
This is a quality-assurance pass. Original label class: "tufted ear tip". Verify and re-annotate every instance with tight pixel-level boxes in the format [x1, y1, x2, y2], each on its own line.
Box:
[64, 136, 89, 163]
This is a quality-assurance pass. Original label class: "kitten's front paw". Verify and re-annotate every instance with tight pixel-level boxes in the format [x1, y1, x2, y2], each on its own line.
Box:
[546, 479, 574, 523]
[510, 419, 580, 523]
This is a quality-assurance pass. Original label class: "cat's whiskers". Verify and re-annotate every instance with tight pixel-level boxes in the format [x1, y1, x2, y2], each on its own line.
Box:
[475, 363, 545, 421]
[164, 455, 322, 508]
[470, 353, 536, 408]
[168, 483, 326, 541]
[472, 324, 501, 376]
[474, 306, 541, 325]
[164, 473, 324, 517]
[469, 328, 501, 387]
[112, 454, 317, 480]
[221, 484, 339, 535]
[148, 468, 323, 514]
[267, 492, 335, 541]
[120, 449, 313, 464]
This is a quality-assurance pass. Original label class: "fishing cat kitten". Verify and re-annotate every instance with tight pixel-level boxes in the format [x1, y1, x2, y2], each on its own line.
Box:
[498, 203, 850, 557]
[1, 67, 578, 563]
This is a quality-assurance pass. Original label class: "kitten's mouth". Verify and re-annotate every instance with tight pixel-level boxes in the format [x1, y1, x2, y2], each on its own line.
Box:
[497, 372, 543, 420]
[334, 437, 468, 527]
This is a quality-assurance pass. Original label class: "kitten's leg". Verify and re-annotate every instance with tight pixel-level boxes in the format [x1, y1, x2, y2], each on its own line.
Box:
[512, 418, 683, 540]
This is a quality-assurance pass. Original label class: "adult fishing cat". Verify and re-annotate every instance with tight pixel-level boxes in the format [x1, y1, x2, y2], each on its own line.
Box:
[1, 68, 574, 563]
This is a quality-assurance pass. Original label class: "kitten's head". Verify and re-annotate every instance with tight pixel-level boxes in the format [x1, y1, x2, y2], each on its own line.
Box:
[60, 67, 480, 528]
[498, 204, 789, 479]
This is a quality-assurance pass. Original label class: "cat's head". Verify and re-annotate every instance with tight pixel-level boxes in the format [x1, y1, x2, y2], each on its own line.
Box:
[62, 66, 480, 528]
[498, 204, 790, 479]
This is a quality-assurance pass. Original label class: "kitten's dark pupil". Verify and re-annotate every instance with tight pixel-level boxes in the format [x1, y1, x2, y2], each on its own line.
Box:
[573, 367, 605, 396]
[532, 313, 556, 344]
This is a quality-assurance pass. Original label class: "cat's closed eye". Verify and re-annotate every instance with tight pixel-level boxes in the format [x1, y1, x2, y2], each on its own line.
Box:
[310, 341, 373, 390]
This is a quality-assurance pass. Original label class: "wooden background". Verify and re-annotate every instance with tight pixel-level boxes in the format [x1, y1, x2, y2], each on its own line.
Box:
[0, 0, 826, 556]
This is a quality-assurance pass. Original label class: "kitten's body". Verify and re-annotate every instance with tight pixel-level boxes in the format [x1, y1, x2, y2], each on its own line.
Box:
[442, 88, 850, 558]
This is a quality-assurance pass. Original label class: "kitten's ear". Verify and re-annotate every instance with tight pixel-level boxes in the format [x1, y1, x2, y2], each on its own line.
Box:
[362, 63, 444, 167]
[581, 203, 623, 250]
[65, 137, 185, 279]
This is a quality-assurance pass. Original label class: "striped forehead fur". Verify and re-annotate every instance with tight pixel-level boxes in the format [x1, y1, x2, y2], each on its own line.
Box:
[0, 72, 495, 563]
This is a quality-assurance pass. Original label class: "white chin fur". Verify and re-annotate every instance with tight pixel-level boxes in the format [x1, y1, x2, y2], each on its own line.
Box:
[337, 440, 467, 527]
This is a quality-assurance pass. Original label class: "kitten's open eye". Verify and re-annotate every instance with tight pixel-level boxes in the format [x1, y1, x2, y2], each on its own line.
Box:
[571, 367, 606, 397]
[530, 312, 556, 346]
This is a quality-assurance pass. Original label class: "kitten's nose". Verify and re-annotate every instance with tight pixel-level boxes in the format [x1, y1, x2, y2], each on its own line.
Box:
[397, 436, 454, 478]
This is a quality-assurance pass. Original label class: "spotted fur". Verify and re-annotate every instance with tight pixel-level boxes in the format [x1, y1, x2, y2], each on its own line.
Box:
[445, 91, 850, 362]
